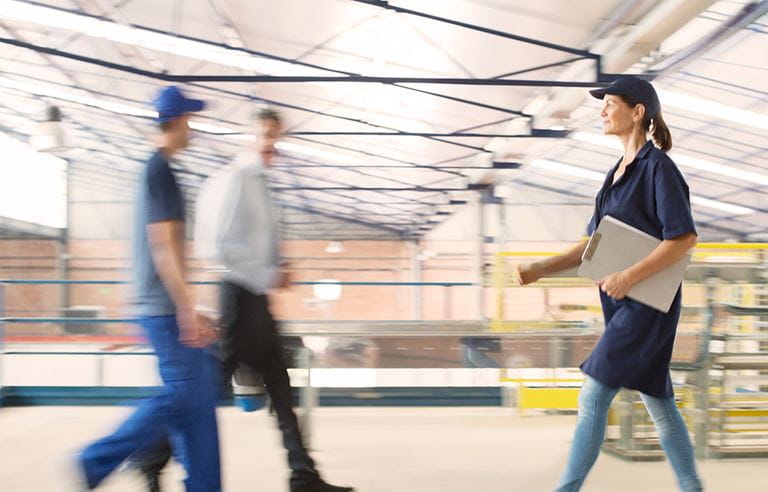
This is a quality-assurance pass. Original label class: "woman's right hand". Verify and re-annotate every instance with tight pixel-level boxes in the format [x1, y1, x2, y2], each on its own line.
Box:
[513, 262, 543, 286]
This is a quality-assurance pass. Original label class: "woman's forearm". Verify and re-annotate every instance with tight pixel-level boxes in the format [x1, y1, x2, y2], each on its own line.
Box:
[624, 233, 697, 284]
[537, 239, 589, 276]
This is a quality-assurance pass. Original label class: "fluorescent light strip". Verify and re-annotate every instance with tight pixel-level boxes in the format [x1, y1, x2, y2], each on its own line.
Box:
[571, 132, 621, 150]
[276, 141, 360, 165]
[0, 77, 354, 162]
[0, 79, 360, 180]
[658, 90, 768, 131]
[529, 157, 756, 216]
[690, 196, 754, 216]
[573, 132, 768, 186]
[529, 159, 605, 182]
[0, 0, 332, 76]
[673, 153, 768, 187]
[0, 75, 154, 118]
[0, 76, 255, 141]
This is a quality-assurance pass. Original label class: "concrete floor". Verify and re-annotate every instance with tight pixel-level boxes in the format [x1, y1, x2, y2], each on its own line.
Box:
[0, 406, 762, 491]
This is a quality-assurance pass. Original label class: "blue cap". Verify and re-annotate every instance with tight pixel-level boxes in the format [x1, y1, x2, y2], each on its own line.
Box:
[589, 76, 661, 121]
[153, 86, 206, 123]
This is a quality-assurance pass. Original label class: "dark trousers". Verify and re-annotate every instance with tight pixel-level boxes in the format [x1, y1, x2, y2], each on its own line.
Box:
[133, 282, 319, 487]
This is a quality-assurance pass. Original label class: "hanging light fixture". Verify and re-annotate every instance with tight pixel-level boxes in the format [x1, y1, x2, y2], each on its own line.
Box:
[30, 105, 66, 153]
[313, 279, 342, 301]
[325, 241, 345, 254]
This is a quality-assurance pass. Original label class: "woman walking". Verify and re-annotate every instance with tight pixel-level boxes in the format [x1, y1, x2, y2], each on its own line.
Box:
[515, 76, 703, 492]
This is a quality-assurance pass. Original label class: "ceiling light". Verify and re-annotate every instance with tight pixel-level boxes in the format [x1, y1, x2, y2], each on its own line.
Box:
[277, 141, 359, 165]
[529, 156, 756, 216]
[673, 153, 768, 187]
[658, 90, 768, 131]
[313, 279, 342, 301]
[529, 159, 604, 182]
[0, 75, 251, 140]
[421, 249, 437, 258]
[325, 241, 344, 254]
[29, 105, 66, 153]
[571, 132, 621, 150]
[0, 75, 154, 118]
[572, 131, 768, 187]
[0, 0, 333, 76]
[690, 196, 755, 216]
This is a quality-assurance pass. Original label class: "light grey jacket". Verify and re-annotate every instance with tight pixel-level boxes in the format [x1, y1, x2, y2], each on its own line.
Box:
[194, 151, 281, 294]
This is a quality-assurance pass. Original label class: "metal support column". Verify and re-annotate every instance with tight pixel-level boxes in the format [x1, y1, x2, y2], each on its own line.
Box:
[60, 159, 72, 313]
[693, 277, 717, 459]
[410, 241, 422, 320]
[57, 239, 70, 312]
[495, 190, 507, 326]
[0, 282, 5, 406]
[475, 191, 486, 320]
[618, 389, 635, 451]
[444, 286, 452, 320]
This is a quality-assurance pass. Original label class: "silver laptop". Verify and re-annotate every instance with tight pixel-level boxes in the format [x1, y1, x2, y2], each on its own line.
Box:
[577, 215, 690, 313]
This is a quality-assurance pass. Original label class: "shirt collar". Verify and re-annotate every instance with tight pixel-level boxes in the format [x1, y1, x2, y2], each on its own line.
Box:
[599, 140, 653, 193]
[637, 140, 654, 160]
[232, 150, 267, 175]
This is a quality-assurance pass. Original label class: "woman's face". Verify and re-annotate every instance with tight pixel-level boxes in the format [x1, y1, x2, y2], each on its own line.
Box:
[600, 94, 639, 136]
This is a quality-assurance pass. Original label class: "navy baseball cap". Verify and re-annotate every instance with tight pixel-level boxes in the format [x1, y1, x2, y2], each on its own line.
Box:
[589, 76, 660, 121]
[153, 86, 206, 123]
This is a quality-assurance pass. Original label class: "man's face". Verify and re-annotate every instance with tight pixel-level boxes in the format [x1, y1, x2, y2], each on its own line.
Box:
[257, 118, 282, 164]
[168, 114, 191, 149]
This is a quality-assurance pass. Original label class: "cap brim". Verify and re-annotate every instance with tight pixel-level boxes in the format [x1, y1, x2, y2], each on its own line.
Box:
[183, 98, 205, 112]
[589, 88, 607, 99]
[589, 85, 625, 100]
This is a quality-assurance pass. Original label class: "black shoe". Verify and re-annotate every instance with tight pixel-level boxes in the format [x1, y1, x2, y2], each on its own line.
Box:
[141, 467, 162, 492]
[291, 479, 355, 492]
[124, 459, 164, 492]
[123, 442, 172, 492]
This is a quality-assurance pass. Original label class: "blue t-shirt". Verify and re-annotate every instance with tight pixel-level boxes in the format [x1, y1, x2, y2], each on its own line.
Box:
[132, 150, 185, 317]
[581, 140, 697, 398]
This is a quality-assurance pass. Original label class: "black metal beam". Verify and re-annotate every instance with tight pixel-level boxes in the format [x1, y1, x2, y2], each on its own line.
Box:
[285, 130, 570, 138]
[0, 38, 607, 87]
[273, 187, 467, 192]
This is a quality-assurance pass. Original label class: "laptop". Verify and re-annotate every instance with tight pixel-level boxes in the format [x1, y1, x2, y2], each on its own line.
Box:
[577, 215, 690, 313]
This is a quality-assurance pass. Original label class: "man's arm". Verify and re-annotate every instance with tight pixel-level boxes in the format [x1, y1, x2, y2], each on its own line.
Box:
[147, 220, 193, 310]
[147, 220, 212, 347]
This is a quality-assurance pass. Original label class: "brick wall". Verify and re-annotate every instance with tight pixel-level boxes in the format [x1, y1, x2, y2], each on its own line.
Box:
[1, 238, 709, 338]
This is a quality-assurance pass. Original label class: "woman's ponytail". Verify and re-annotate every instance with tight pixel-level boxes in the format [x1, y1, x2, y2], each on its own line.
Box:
[650, 111, 672, 152]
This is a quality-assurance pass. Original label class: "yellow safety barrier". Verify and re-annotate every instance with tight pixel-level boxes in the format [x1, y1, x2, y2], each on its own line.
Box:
[604, 390, 768, 429]
[695, 243, 768, 250]
[518, 387, 580, 415]
[714, 409, 768, 418]
[497, 252, 560, 257]
[492, 242, 768, 333]
[500, 376, 583, 415]
[500, 377, 584, 384]
[498, 243, 768, 257]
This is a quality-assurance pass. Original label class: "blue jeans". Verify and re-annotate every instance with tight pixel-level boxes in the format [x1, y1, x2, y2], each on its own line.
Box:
[80, 315, 221, 491]
[554, 376, 702, 492]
